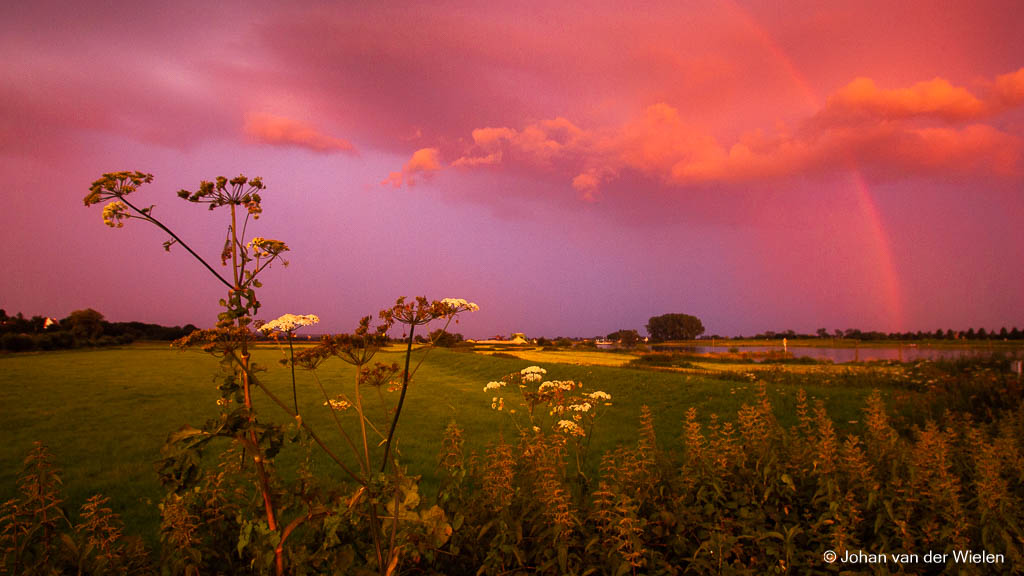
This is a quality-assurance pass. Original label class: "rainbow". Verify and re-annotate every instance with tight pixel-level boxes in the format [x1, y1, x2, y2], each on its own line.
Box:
[723, 0, 905, 331]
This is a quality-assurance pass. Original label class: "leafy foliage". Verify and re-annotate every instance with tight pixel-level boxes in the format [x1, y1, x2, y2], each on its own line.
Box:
[0, 443, 152, 575]
[430, 367, 1024, 575]
[646, 313, 705, 341]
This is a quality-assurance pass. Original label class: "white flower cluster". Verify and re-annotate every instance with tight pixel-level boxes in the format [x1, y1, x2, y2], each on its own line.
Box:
[259, 313, 320, 333]
[483, 381, 505, 392]
[556, 420, 585, 437]
[324, 398, 351, 411]
[550, 401, 591, 418]
[587, 391, 612, 401]
[538, 380, 575, 392]
[440, 298, 480, 313]
[521, 366, 547, 383]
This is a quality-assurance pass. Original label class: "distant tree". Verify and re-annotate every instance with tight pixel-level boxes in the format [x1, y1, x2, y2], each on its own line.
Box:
[946, 329, 955, 339]
[64, 308, 105, 341]
[1011, 327, 1022, 339]
[966, 328, 976, 339]
[999, 327, 1009, 339]
[428, 328, 464, 347]
[24, 315, 46, 333]
[978, 327, 988, 339]
[646, 313, 705, 342]
[834, 329, 844, 339]
[607, 329, 641, 347]
[816, 328, 829, 339]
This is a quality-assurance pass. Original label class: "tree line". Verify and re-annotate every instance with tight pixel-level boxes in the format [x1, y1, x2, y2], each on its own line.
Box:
[0, 308, 197, 352]
[739, 327, 1024, 341]
[602, 312, 1024, 345]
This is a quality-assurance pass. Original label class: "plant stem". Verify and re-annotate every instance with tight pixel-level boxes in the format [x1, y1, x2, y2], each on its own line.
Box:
[355, 369, 373, 476]
[380, 323, 415, 473]
[119, 197, 233, 290]
[231, 353, 365, 484]
[232, 203, 280, 576]
[289, 334, 298, 415]
[311, 371, 362, 463]
[405, 315, 454, 384]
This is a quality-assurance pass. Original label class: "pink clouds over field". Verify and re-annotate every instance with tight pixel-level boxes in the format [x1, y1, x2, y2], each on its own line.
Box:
[415, 70, 1024, 197]
[1, 0, 1022, 337]
[244, 114, 356, 154]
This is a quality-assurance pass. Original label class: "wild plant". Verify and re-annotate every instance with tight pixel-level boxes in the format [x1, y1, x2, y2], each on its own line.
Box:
[85, 171, 477, 575]
[909, 421, 967, 548]
[970, 431, 1024, 564]
[73, 494, 151, 575]
[482, 365, 612, 485]
[0, 442, 71, 574]
[0, 443, 152, 575]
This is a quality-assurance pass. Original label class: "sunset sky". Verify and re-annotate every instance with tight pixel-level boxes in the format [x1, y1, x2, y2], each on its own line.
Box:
[2, 0, 1022, 338]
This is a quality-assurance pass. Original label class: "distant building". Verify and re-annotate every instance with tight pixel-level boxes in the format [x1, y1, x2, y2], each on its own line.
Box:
[475, 332, 529, 345]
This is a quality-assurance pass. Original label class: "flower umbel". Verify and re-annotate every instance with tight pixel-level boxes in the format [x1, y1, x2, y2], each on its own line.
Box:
[248, 237, 290, 259]
[176, 174, 266, 217]
[381, 296, 479, 327]
[556, 420, 586, 437]
[84, 171, 154, 206]
[259, 313, 319, 334]
[521, 366, 547, 384]
[324, 398, 352, 411]
[439, 298, 480, 316]
[101, 201, 129, 228]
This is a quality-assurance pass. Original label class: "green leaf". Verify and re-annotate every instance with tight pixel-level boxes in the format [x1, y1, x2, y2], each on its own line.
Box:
[166, 425, 208, 445]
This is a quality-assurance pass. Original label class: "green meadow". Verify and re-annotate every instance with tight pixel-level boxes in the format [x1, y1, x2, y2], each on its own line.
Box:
[0, 343, 897, 544]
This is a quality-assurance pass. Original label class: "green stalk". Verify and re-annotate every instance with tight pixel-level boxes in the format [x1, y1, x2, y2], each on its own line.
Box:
[288, 333, 298, 415]
[380, 324, 415, 473]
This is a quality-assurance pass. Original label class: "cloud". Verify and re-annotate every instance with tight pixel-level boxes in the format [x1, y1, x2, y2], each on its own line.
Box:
[994, 67, 1024, 107]
[454, 120, 586, 168]
[817, 77, 987, 123]
[382, 148, 442, 187]
[243, 113, 356, 153]
[441, 69, 1024, 194]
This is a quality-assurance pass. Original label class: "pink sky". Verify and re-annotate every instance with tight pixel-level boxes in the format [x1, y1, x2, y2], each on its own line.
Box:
[2, 0, 1022, 338]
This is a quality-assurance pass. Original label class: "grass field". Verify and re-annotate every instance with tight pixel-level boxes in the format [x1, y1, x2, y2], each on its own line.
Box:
[0, 343, 949, 545]
[475, 347, 639, 366]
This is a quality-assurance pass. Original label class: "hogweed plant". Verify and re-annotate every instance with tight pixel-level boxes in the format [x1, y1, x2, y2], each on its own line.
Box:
[483, 365, 612, 484]
[85, 171, 478, 575]
[87, 171, 291, 571]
